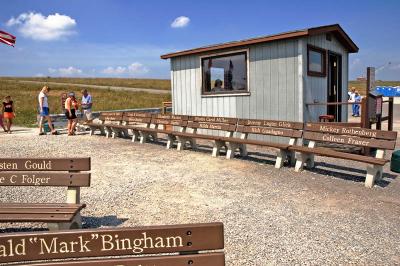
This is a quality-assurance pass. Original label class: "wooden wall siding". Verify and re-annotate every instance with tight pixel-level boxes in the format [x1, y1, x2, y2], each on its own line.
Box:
[303, 34, 349, 122]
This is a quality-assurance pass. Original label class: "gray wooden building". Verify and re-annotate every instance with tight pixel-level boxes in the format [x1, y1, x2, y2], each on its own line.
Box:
[161, 24, 358, 124]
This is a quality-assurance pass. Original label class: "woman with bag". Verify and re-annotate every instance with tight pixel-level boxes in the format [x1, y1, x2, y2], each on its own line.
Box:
[65, 92, 79, 136]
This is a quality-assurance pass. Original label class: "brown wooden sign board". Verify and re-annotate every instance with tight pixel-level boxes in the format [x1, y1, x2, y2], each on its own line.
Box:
[237, 125, 302, 138]
[153, 114, 188, 120]
[0, 223, 224, 263]
[0, 173, 90, 187]
[124, 117, 152, 123]
[303, 131, 396, 150]
[28, 253, 225, 266]
[152, 118, 187, 127]
[0, 158, 91, 171]
[124, 112, 153, 118]
[238, 119, 303, 130]
[189, 116, 237, 125]
[187, 122, 236, 131]
[305, 123, 397, 140]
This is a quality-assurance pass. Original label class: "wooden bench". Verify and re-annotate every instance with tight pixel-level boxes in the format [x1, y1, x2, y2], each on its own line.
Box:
[149, 114, 189, 148]
[221, 119, 303, 168]
[0, 222, 225, 265]
[0, 158, 90, 230]
[290, 123, 398, 187]
[173, 116, 238, 156]
[108, 112, 156, 142]
[87, 112, 123, 137]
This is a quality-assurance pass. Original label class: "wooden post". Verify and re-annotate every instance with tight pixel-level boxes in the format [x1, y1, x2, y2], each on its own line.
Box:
[361, 97, 369, 129]
[388, 97, 394, 131]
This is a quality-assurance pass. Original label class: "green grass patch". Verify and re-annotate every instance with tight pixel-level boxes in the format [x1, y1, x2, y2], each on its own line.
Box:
[0, 80, 171, 127]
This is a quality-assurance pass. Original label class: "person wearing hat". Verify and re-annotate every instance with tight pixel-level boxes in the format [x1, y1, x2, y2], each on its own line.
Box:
[65, 92, 79, 135]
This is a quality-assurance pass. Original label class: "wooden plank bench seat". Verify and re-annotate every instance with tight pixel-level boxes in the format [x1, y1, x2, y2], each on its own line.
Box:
[0, 158, 91, 230]
[86, 112, 123, 137]
[175, 116, 238, 156]
[110, 112, 155, 141]
[290, 123, 397, 187]
[0, 222, 225, 265]
[221, 119, 303, 168]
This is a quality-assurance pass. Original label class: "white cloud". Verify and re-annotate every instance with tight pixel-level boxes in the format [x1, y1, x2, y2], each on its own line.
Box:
[7, 12, 76, 41]
[171, 16, 190, 28]
[35, 73, 45, 77]
[48, 66, 82, 76]
[101, 62, 149, 76]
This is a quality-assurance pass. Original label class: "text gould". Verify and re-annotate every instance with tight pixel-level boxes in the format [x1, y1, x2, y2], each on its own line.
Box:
[0, 160, 53, 170]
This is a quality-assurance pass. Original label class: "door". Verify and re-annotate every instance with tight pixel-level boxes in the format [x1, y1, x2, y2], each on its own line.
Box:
[327, 52, 342, 121]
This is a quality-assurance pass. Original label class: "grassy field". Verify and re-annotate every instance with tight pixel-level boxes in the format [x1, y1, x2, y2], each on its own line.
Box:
[0, 80, 171, 127]
[1, 77, 171, 90]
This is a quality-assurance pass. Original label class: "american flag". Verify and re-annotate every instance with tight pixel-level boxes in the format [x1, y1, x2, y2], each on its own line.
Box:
[0, 30, 16, 47]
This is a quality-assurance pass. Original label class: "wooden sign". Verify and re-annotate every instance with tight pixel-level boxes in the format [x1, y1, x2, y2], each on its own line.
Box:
[238, 119, 303, 130]
[187, 122, 235, 131]
[0, 158, 91, 171]
[304, 131, 396, 149]
[152, 119, 187, 127]
[31, 253, 225, 266]
[305, 123, 397, 140]
[125, 117, 152, 123]
[153, 114, 188, 120]
[0, 223, 224, 263]
[237, 125, 302, 138]
[0, 173, 90, 186]
[124, 112, 152, 118]
[190, 116, 237, 124]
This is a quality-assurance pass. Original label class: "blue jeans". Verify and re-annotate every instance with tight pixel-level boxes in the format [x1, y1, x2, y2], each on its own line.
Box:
[353, 104, 360, 116]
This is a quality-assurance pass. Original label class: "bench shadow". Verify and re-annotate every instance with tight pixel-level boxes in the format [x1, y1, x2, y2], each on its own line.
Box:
[308, 162, 397, 188]
[82, 215, 128, 228]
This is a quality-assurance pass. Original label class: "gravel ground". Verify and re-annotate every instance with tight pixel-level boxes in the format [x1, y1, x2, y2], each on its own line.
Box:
[0, 129, 399, 265]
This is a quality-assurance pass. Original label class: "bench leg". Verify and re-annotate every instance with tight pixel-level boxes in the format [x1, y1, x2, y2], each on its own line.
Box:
[176, 137, 191, 151]
[139, 131, 149, 144]
[166, 134, 176, 149]
[48, 214, 82, 231]
[131, 130, 140, 142]
[275, 149, 287, 169]
[365, 165, 383, 188]
[295, 153, 314, 172]
[226, 142, 239, 159]
[89, 128, 94, 136]
[212, 140, 225, 157]
[239, 144, 248, 157]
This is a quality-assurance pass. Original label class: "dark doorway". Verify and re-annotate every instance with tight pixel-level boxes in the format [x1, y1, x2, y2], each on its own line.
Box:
[327, 52, 342, 121]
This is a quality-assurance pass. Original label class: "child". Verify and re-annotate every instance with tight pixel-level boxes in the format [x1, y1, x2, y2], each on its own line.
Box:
[2, 96, 15, 133]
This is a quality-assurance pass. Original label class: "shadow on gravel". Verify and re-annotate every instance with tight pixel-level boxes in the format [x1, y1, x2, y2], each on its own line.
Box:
[83, 215, 128, 228]
[308, 162, 397, 188]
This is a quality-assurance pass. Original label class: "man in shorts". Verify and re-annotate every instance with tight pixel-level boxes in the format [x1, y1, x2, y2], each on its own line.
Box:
[81, 89, 93, 123]
[38, 86, 57, 135]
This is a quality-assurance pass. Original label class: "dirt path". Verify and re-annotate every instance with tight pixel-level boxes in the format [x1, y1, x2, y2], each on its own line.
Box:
[5, 79, 171, 94]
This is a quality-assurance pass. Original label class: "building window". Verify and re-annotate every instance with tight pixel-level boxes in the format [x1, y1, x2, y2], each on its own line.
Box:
[201, 51, 248, 95]
[307, 45, 326, 77]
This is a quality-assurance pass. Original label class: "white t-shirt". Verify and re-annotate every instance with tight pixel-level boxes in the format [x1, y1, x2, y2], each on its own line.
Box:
[38, 91, 49, 108]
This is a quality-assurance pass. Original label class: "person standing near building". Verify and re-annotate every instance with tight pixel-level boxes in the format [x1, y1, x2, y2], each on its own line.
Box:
[2, 96, 15, 133]
[38, 86, 57, 135]
[353, 91, 362, 117]
[81, 89, 93, 123]
[348, 87, 356, 116]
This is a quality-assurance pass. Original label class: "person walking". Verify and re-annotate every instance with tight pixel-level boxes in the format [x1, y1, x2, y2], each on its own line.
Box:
[2, 96, 15, 133]
[65, 92, 78, 135]
[81, 89, 93, 123]
[0, 113, 6, 132]
[38, 86, 57, 135]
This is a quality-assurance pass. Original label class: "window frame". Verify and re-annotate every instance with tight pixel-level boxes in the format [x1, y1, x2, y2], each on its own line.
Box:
[307, 44, 327, 77]
[200, 49, 250, 97]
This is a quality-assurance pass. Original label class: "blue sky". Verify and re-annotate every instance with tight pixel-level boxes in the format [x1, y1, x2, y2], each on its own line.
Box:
[1, 0, 399, 80]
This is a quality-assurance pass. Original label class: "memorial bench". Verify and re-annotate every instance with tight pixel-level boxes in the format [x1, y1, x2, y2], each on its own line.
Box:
[290, 123, 398, 187]
[107, 112, 153, 140]
[0, 222, 225, 265]
[172, 116, 238, 156]
[86, 112, 124, 137]
[0, 157, 91, 230]
[220, 119, 303, 168]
